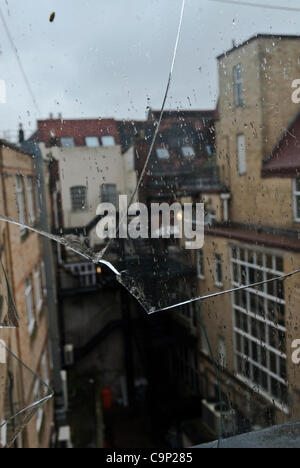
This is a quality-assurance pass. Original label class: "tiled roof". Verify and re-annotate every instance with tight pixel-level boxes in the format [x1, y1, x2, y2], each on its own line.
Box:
[262, 109, 300, 178]
[30, 118, 120, 148]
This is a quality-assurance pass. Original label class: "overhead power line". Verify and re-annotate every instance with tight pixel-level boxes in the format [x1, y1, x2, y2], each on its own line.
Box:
[209, 0, 300, 12]
[0, 5, 41, 115]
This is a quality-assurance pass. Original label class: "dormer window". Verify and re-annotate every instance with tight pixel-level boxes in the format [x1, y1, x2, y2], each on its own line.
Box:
[156, 148, 170, 160]
[182, 146, 195, 158]
[85, 136, 100, 147]
[61, 137, 75, 148]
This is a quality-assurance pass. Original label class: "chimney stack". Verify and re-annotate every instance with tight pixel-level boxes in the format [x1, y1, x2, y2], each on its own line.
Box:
[18, 123, 24, 144]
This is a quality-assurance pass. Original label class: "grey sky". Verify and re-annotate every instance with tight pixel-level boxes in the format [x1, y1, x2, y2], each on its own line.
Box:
[0, 0, 300, 138]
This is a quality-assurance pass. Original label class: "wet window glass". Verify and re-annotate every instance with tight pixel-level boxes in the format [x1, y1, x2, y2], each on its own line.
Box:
[2, 0, 300, 451]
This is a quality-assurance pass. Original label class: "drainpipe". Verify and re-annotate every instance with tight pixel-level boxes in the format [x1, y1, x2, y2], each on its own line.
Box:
[22, 141, 66, 423]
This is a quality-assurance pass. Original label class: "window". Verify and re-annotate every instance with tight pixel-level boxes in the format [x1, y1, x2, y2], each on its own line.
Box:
[101, 184, 117, 206]
[85, 136, 99, 147]
[61, 137, 75, 147]
[156, 148, 170, 159]
[70, 186, 87, 211]
[174, 345, 199, 393]
[197, 250, 205, 279]
[41, 351, 49, 385]
[200, 325, 209, 355]
[182, 146, 195, 158]
[25, 277, 35, 335]
[26, 177, 36, 225]
[33, 379, 43, 432]
[16, 176, 26, 234]
[237, 134, 246, 175]
[293, 179, 300, 222]
[231, 246, 287, 405]
[34, 265, 43, 314]
[0, 420, 7, 448]
[34, 178, 41, 221]
[218, 338, 227, 370]
[101, 135, 115, 147]
[234, 63, 243, 106]
[206, 144, 214, 156]
[41, 261, 47, 297]
[215, 254, 223, 287]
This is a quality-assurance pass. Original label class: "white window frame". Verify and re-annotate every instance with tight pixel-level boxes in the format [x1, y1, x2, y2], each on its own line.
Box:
[41, 261, 47, 298]
[293, 179, 300, 222]
[16, 175, 26, 234]
[230, 245, 287, 409]
[26, 176, 36, 226]
[41, 351, 49, 386]
[215, 254, 223, 287]
[237, 134, 246, 175]
[34, 265, 43, 314]
[33, 379, 44, 432]
[0, 420, 7, 448]
[197, 250, 205, 280]
[234, 63, 243, 107]
[25, 277, 35, 335]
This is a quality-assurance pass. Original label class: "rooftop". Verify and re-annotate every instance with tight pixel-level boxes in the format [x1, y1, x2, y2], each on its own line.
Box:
[217, 33, 300, 60]
[30, 117, 120, 148]
[262, 109, 300, 178]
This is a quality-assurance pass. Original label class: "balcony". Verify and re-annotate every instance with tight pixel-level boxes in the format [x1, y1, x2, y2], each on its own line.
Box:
[144, 161, 225, 198]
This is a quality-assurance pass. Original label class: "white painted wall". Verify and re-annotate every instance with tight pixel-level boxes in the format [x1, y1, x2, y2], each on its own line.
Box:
[40, 143, 137, 246]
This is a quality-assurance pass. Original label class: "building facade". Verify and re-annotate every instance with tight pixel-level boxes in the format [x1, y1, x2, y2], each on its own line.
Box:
[197, 35, 300, 435]
[0, 141, 53, 448]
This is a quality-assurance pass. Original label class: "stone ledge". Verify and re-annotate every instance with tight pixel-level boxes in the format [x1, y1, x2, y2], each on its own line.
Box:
[196, 421, 300, 448]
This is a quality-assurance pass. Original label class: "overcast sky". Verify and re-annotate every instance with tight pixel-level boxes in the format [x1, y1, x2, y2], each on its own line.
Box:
[1, 0, 300, 138]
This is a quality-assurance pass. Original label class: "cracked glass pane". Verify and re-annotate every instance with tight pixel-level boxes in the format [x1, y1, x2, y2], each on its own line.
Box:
[2, 0, 300, 450]
[0, 257, 18, 328]
[0, 334, 53, 448]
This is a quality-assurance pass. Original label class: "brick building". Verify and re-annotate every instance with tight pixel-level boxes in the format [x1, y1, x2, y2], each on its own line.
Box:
[0, 141, 53, 448]
[197, 34, 300, 435]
